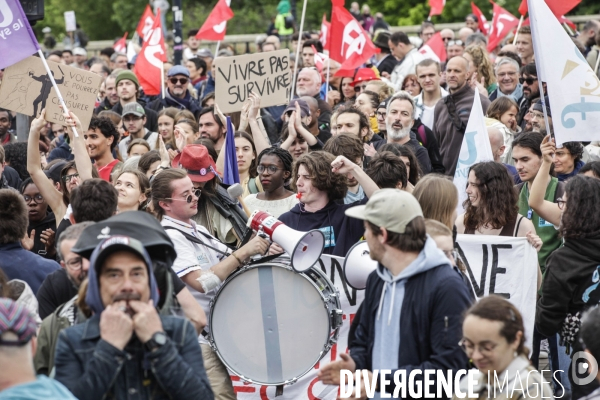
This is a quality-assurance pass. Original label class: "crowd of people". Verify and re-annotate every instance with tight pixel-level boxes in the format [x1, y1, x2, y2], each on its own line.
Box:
[1, 3, 600, 400]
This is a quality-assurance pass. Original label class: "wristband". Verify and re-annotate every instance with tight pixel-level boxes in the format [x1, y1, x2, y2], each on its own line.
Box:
[231, 251, 243, 265]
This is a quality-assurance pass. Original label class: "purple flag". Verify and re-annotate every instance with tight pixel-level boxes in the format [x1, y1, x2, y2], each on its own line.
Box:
[0, 0, 40, 70]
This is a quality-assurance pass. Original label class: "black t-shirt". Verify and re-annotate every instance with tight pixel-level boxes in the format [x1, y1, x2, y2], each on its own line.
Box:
[37, 268, 78, 320]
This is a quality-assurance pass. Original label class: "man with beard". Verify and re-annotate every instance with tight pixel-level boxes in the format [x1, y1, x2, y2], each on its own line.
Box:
[385, 92, 432, 174]
[36, 222, 95, 320]
[295, 68, 332, 133]
[530, 96, 552, 135]
[433, 56, 490, 176]
[84, 117, 120, 181]
[580, 20, 600, 56]
[148, 66, 201, 118]
[518, 63, 540, 130]
[198, 107, 226, 153]
[0, 108, 15, 145]
[94, 73, 120, 114]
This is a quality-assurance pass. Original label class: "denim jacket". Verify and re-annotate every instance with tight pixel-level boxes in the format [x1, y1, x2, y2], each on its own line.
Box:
[54, 314, 213, 400]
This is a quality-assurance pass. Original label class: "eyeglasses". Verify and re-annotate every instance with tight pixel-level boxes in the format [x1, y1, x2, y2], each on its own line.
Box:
[169, 77, 189, 85]
[63, 173, 80, 182]
[530, 111, 544, 120]
[376, 111, 387, 118]
[65, 256, 83, 271]
[23, 194, 44, 204]
[447, 40, 464, 47]
[257, 165, 283, 174]
[354, 84, 368, 93]
[442, 36, 453, 42]
[458, 338, 499, 357]
[166, 189, 201, 203]
[556, 198, 566, 210]
[519, 77, 537, 85]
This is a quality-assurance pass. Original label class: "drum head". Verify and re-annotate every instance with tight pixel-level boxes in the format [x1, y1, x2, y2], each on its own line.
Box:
[211, 263, 330, 385]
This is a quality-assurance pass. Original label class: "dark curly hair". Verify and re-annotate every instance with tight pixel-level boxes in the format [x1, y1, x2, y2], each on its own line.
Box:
[580, 161, 600, 178]
[560, 175, 600, 239]
[323, 133, 364, 164]
[88, 116, 120, 151]
[0, 189, 28, 244]
[336, 108, 371, 140]
[70, 179, 118, 223]
[257, 147, 294, 176]
[365, 151, 408, 189]
[3, 142, 29, 181]
[463, 161, 518, 231]
[291, 151, 347, 202]
[560, 141, 584, 165]
[379, 143, 421, 186]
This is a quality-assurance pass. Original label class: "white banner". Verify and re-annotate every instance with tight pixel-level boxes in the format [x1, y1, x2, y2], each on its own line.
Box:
[529, 0, 600, 145]
[232, 255, 365, 399]
[453, 91, 494, 212]
[455, 234, 538, 352]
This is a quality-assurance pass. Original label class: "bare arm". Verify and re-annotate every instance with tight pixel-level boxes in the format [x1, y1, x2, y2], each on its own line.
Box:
[529, 136, 561, 226]
[331, 155, 379, 198]
[247, 92, 270, 154]
[293, 106, 317, 146]
[27, 110, 66, 225]
[65, 110, 93, 181]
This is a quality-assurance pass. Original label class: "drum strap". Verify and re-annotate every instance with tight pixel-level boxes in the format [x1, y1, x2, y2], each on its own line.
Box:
[163, 226, 231, 257]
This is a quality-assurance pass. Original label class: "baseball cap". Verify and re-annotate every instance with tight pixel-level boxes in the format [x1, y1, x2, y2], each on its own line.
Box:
[345, 189, 423, 233]
[44, 160, 68, 184]
[283, 99, 310, 118]
[73, 47, 87, 57]
[122, 102, 145, 118]
[197, 48, 214, 59]
[172, 144, 217, 183]
[0, 299, 37, 346]
[167, 65, 190, 78]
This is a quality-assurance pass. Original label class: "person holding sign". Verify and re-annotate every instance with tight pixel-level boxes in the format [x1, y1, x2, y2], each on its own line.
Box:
[318, 189, 471, 398]
[536, 175, 600, 399]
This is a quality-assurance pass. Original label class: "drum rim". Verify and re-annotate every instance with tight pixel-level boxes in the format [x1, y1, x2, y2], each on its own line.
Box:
[342, 240, 372, 291]
[209, 262, 341, 386]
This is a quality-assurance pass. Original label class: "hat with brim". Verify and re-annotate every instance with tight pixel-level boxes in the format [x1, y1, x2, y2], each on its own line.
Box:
[172, 144, 217, 183]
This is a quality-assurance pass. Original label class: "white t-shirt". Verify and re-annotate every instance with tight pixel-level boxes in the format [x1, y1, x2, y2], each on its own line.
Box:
[118, 130, 158, 161]
[161, 216, 230, 343]
[420, 104, 436, 131]
[243, 194, 299, 218]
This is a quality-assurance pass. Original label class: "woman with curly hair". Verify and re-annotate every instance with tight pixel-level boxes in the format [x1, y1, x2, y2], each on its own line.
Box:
[456, 161, 540, 243]
[536, 174, 600, 399]
[464, 45, 497, 94]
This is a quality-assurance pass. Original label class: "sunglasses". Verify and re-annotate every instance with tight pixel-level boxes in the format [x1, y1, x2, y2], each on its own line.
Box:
[354, 84, 368, 93]
[519, 77, 537, 85]
[169, 77, 189, 85]
[63, 173, 80, 182]
[166, 188, 201, 203]
[442, 37, 453, 42]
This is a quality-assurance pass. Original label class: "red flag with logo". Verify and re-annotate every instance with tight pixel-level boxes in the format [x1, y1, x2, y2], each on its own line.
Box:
[195, 0, 234, 41]
[419, 32, 446, 62]
[487, 2, 519, 52]
[134, 10, 167, 96]
[518, 0, 581, 17]
[320, 14, 330, 51]
[471, 2, 489, 35]
[429, 0, 445, 16]
[329, 0, 378, 76]
[113, 32, 128, 53]
[136, 5, 155, 39]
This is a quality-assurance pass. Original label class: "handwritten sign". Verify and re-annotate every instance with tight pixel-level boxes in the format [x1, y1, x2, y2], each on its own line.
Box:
[64, 11, 76, 32]
[214, 49, 291, 113]
[0, 56, 102, 130]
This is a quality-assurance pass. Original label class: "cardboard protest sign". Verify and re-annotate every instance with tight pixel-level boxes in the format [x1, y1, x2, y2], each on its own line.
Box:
[64, 11, 76, 32]
[231, 255, 364, 399]
[0, 56, 102, 130]
[456, 234, 538, 353]
[214, 49, 291, 114]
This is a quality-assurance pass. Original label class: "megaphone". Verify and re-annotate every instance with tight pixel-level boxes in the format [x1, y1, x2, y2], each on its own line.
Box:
[343, 241, 378, 290]
[249, 210, 325, 272]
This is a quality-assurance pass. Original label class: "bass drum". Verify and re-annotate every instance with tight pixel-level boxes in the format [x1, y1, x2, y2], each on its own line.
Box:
[209, 261, 343, 386]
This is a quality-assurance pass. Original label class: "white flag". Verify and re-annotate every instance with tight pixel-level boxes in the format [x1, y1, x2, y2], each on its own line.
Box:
[453, 91, 494, 212]
[529, 0, 600, 146]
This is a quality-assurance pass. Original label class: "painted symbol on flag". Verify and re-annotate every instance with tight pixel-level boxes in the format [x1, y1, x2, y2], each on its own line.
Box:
[342, 20, 366, 59]
[457, 131, 479, 166]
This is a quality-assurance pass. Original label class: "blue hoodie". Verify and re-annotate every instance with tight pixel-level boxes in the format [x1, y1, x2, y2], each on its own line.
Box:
[0, 376, 77, 400]
[372, 237, 450, 372]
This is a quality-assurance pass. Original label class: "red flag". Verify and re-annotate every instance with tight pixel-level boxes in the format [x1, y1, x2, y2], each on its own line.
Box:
[418, 32, 447, 62]
[113, 32, 128, 54]
[487, 2, 519, 52]
[136, 5, 155, 39]
[320, 14, 330, 51]
[471, 2, 489, 35]
[519, 0, 581, 17]
[134, 10, 167, 96]
[329, 0, 378, 75]
[195, 0, 234, 41]
[429, 0, 446, 16]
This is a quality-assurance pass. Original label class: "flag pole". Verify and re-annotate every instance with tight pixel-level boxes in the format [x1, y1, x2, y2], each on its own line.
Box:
[325, 57, 331, 102]
[37, 49, 79, 138]
[290, 0, 308, 101]
[594, 54, 600, 76]
[563, 22, 574, 36]
[215, 40, 221, 55]
[161, 61, 166, 99]
[513, 15, 524, 43]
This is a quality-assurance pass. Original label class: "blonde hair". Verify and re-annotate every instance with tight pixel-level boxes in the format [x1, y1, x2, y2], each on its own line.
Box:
[425, 219, 452, 238]
[413, 174, 458, 230]
[464, 45, 496, 88]
[365, 80, 394, 103]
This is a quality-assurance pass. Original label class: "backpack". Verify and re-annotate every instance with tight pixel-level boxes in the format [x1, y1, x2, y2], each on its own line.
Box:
[284, 14, 295, 30]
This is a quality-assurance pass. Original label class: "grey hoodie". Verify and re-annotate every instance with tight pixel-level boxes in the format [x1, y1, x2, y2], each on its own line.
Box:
[372, 237, 451, 372]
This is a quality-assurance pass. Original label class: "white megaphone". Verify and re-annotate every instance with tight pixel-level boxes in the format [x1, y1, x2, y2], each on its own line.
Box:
[343, 241, 378, 290]
[249, 210, 325, 272]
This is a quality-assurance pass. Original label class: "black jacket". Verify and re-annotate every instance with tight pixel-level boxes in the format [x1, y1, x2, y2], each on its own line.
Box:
[93, 97, 116, 115]
[412, 119, 445, 174]
[27, 212, 56, 260]
[350, 262, 471, 398]
[375, 54, 398, 76]
[47, 140, 73, 163]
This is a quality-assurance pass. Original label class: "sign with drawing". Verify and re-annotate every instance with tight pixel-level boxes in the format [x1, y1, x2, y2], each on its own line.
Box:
[0, 56, 102, 130]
